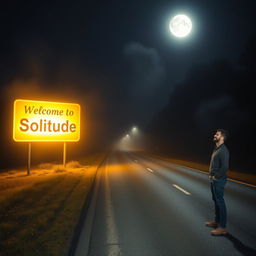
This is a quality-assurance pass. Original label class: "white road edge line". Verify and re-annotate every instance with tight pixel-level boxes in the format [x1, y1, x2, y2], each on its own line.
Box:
[163, 163, 256, 189]
[172, 184, 191, 195]
[146, 167, 154, 173]
[227, 178, 256, 188]
[178, 169, 256, 188]
[105, 162, 121, 255]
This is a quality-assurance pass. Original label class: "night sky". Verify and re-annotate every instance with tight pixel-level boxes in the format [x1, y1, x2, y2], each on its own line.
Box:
[0, 0, 256, 172]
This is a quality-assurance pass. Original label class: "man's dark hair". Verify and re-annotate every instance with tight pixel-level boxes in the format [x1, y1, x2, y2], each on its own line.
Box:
[217, 129, 229, 141]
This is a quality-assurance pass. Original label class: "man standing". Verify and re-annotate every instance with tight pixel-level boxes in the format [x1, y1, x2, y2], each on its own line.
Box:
[205, 129, 229, 235]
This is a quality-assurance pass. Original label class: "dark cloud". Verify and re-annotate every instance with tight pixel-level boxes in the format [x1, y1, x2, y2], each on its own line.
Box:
[124, 42, 165, 89]
[195, 95, 251, 132]
[122, 42, 167, 124]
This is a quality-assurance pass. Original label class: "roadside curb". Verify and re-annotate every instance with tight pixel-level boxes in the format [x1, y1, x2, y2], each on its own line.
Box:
[68, 152, 109, 256]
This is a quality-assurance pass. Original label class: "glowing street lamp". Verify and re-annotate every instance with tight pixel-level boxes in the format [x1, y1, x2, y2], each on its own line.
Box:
[132, 126, 137, 132]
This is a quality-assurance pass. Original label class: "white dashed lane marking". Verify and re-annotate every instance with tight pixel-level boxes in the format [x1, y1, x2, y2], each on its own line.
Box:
[146, 167, 154, 173]
[172, 184, 191, 195]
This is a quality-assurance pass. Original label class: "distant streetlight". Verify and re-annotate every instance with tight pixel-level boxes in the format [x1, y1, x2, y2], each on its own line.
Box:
[131, 127, 138, 134]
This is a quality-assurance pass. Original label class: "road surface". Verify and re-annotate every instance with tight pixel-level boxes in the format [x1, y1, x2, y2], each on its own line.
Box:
[75, 151, 256, 256]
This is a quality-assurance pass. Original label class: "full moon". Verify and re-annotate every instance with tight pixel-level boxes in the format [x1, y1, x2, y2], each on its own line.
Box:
[169, 14, 192, 38]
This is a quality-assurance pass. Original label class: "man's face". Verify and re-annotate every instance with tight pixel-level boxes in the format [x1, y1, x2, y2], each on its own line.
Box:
[213, 131, 223, 143]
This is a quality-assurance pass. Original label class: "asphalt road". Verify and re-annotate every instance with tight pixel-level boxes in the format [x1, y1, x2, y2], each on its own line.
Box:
[75, 150, 256, 256]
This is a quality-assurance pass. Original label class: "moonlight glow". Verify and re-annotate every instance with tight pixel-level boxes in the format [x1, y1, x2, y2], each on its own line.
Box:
[169, 14, 192, 38]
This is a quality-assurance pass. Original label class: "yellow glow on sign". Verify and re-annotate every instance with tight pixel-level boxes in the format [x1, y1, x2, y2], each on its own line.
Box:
[13, 99, 80, 142]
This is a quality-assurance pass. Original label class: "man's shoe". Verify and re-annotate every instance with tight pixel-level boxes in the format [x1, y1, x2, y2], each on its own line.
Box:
[204, 221, 218, 228]
[211, 227, 228, 236]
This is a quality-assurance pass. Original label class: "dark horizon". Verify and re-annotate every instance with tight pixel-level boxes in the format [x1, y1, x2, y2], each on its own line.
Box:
[1, 2, 256, 255]
[0, 0, 256, 173]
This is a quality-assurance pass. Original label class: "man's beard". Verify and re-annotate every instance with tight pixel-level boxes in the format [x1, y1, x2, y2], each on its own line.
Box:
[213, 137, 219, 142]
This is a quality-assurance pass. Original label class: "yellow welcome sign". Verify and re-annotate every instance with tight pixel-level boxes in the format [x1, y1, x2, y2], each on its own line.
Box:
[13, 99, 80, 142]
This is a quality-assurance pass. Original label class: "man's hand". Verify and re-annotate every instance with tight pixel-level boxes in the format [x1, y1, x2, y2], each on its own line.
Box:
[209, 175, 217, 180]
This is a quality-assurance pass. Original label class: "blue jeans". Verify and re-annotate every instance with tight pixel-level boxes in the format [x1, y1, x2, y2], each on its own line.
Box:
[210, 178, 227, 228]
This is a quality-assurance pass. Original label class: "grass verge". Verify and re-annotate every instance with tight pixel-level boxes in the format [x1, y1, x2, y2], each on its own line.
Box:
[0, 152, 106, 256]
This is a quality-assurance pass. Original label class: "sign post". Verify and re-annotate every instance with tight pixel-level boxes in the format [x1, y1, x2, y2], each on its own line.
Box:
[28, 142, 31, 175]
[13, 99, 80, 173]
[63, 142, 67, 168]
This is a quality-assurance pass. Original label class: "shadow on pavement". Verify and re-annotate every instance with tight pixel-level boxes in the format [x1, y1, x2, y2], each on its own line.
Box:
[225, 233, 256, 256]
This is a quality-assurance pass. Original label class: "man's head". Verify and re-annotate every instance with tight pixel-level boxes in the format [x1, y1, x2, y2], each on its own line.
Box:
[213, 129, 229, 144]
